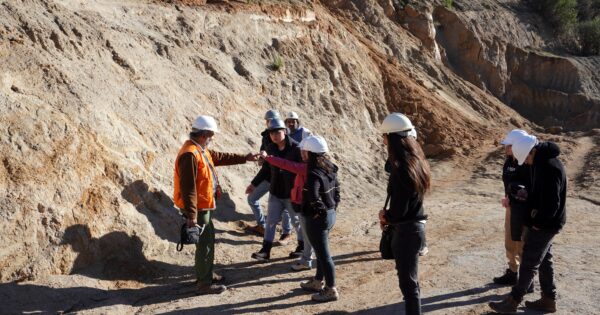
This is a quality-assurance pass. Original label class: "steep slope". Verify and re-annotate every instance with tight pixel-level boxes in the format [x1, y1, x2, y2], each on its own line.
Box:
[0, 0, 524, 282]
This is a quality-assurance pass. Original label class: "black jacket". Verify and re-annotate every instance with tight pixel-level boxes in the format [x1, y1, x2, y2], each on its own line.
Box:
[251, 136, 301, 199]
[254, 129, 274, 184]
[260, 129, 272, 151]
[527, 141, 567, 233]
[385, 161, 428, 224]
[502, 156, 531, 197]
[302, 162, 340, 217]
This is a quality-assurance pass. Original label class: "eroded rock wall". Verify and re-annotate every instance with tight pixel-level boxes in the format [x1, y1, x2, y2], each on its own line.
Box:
[431, 4, 600, 130]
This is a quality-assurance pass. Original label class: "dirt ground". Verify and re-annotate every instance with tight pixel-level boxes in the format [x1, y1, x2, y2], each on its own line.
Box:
[3, 133, 599, 315]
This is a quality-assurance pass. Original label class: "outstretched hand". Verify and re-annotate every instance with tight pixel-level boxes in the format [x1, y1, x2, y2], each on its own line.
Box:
[246, 153, 262, 162]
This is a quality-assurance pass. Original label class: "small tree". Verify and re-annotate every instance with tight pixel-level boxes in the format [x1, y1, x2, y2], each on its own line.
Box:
[579, 18, 600, 55]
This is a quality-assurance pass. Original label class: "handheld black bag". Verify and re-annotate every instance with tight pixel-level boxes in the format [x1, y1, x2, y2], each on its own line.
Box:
[176, 223, 204, 251]
[379, 194, 394, 260]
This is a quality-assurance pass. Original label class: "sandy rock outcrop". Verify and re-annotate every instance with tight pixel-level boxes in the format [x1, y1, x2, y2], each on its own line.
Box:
[431, 2, 600, 130]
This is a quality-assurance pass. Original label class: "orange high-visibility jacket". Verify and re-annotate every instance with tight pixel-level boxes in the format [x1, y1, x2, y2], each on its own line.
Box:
[173, 140, 217, 211]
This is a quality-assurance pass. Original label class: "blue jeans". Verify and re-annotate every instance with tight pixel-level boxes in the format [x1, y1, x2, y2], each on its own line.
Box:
[511, 228, 557, 301]
[391, 221, 425, 315]
[297, 210, 314, 267]
[306, 209, 336, 287]
[265, 195, 301, 243]
[247, 181, 291, 232]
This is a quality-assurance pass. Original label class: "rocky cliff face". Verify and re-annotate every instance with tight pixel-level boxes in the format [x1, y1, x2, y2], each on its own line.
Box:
[429, 2, 600, 130]
[0, 0, 596, 283]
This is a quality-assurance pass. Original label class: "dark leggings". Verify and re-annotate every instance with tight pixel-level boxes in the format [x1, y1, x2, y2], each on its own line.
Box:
[305, 209, 336, 287]
[391, 222, 425, 315]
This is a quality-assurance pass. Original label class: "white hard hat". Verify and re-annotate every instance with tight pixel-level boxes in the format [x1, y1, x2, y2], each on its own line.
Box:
[512, 134, 538, 165]
[379, 113, 415, 134]
[286, 111, 300, 120]
[302, 135, 329, 153]
[192, 115, 220, 133]
[501, 129, 528, 145]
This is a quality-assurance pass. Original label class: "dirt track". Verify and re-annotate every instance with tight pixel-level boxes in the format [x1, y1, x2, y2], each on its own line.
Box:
[3, 133, 599, 314]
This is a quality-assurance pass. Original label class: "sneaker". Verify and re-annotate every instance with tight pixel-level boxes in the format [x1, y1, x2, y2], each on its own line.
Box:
[488, 295, 520, 314]
[251, 250, 270, 261]
[493, 269, 518, 285]
[251, 241, 272, 261]
[524, 294, 556, 313]
[418, 246, 429, 256]
[312, 286, 339, 302]
[246, 225, 265, 236]
[291, 261, 311, 271]
[197, 283, 227, 295]
[301, 278, 324, 292]
[278, 233, 291, 246]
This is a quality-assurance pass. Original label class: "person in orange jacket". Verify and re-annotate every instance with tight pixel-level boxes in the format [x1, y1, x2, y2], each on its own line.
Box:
[174, 115, 260, 295]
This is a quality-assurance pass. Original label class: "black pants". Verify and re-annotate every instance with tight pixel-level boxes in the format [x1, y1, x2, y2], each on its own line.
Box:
[511, 228, 557, 301]
[305, 209, 336, 287]
[391, 222, 425, 315]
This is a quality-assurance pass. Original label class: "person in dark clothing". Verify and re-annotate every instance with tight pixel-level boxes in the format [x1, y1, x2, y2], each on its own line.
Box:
[249, 118, 304, 261]
[298, 135, 341, 302]
[245, 109, 292, 238]
[378, 113, 431, 315]
[493, 130, 534, 292]
[489, 135, 567, 314]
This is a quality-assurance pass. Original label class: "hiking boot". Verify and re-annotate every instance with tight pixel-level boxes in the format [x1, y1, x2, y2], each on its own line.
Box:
[312, 286, 339, 302]
[525, 294, 556, 313]
[291, 261, 311, 271]
[246, 225, 265, 236]
[278, 233, 291, 246]
[289, 241, 303, 258]
[418, 246, 429, 256]
[493, 269, 517, 285]
[212, 272, 224, 282]
[488, 295, 520, 314]
[300, 278, 324, 292]
[197, 283, 227, 295]
[251, 241, 273, 261]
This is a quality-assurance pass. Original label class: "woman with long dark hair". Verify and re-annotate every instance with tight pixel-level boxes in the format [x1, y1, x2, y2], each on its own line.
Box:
[378, 113, 431, 315]
[298, 135, 341, 302]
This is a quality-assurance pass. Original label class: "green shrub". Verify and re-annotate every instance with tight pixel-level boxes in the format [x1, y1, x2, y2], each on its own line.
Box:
[271, 55, 284, 71]
[443, 0, 453, 9]
[577, 0, 600, 20]
[579, 17, 600, 54]
[527, 0, 600, 55]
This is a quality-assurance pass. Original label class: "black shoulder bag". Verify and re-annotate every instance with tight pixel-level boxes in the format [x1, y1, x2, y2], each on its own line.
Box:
[379, 194, 394, 260]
